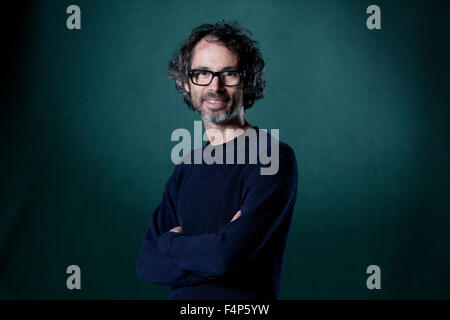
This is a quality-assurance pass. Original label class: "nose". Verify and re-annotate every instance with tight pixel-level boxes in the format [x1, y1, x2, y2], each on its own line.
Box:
[208, 74, 224, 91]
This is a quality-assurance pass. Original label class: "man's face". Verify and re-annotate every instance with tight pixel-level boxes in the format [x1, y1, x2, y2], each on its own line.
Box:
[184, 36, 244, 125]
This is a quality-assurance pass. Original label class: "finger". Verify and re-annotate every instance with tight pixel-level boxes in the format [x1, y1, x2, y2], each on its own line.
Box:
[170, 226, 182, 233]
[231, 210, 242, 222]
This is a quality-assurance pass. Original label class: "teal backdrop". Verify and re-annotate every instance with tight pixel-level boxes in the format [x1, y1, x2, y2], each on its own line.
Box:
[1, 0, 449, 299]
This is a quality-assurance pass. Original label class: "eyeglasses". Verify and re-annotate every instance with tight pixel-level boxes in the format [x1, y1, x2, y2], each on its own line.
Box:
[188, 69, 246, 87]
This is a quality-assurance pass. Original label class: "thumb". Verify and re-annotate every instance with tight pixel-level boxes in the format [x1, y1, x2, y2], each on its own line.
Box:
[231, 210, 242, 222]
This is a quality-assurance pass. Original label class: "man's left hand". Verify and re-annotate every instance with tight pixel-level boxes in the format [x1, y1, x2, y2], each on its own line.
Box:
[170, 226, 183, 233]
[169, 209, 243, 233]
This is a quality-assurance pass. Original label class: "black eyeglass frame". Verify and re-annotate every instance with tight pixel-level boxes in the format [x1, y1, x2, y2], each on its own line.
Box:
[187, 69, 246, 87]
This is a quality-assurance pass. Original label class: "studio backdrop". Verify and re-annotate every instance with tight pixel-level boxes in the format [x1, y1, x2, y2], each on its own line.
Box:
[1, 0, 449, 299]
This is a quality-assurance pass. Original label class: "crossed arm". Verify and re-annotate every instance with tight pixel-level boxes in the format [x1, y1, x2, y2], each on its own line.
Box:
[135, 187, 245, 287]
[136, 149, 298, 287]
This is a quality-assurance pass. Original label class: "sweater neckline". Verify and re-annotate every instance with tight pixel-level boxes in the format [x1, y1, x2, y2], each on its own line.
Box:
[203, 125, 260, 149]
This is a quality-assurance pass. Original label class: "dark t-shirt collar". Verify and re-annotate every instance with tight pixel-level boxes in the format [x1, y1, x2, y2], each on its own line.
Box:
[203, 125, 259, 149]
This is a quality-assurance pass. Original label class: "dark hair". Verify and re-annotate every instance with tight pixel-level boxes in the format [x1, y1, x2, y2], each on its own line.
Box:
[167, 21, 266, 110]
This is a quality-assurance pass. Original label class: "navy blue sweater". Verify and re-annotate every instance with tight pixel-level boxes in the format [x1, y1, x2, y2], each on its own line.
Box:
[136, 126, 298, 300]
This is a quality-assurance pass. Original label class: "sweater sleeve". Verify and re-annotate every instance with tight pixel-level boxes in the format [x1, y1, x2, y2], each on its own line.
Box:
[157, 145, 299, 278]
[136, 165, 211, 287]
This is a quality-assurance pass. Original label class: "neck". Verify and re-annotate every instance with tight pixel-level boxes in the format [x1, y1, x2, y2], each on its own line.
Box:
[202, 115, 253, 146]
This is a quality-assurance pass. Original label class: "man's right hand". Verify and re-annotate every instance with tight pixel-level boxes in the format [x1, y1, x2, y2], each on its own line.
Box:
[170, 226, 183, 233]
[170, 210, 241, 234]
[231, 210, 242, 222]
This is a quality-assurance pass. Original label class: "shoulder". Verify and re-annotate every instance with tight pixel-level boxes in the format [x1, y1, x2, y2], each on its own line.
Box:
[253, 129, 298, 177]
[169, 145, 204, 180]
[257, 128, 296, 158]
[242, 132, 298, 195]
[276, 138, 297, 168]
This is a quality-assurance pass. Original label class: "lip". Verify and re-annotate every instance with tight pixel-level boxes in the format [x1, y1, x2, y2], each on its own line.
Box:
[204, 99, 227, 109]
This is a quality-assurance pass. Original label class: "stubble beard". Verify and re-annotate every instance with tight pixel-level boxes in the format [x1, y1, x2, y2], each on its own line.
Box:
[191, 90, 245, 125]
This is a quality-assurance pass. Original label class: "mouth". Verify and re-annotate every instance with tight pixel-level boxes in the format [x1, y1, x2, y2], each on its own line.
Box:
[204, 99, 227, 110]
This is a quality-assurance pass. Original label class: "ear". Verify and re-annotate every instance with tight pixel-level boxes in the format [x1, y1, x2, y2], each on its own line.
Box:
[184, 80, 190, 93]
[243, 87, 251, 94]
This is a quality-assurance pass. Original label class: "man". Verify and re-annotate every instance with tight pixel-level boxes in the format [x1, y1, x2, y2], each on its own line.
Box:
[136, 21, 298, 300]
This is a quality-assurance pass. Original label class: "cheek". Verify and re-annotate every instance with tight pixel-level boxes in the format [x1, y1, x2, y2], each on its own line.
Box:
[229, 89, 242, 101]
[190, 88, 203, 102]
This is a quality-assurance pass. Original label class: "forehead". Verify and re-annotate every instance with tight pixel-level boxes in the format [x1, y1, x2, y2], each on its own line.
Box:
[191, 36, 239, 70]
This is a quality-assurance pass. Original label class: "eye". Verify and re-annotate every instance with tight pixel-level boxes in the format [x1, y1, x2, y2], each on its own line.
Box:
[196, 70, 209, 76]
[223, 71, 239, 77]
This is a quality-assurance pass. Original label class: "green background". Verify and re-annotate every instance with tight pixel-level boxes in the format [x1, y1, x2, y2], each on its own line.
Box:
[1, 0, 449, 299]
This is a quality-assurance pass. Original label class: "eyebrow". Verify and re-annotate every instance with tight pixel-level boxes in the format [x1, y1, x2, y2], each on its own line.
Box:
[192, 65, 239, 71]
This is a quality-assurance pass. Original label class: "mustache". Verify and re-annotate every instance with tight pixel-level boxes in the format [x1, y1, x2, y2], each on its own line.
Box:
[201, 91, 230, 102]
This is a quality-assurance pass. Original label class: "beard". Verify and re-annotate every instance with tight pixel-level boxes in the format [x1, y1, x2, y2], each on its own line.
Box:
[190, 89, 245, 125]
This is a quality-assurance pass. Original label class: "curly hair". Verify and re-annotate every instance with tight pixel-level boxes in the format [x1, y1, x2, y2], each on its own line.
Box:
[167, 21, 266, 110]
